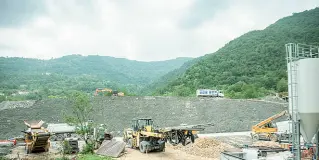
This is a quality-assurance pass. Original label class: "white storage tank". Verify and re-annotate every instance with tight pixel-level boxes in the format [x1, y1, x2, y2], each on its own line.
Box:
[297, 58, 319, 143]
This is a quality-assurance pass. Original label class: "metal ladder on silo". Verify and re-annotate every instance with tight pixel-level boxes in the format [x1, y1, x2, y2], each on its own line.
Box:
[286, 43, 301, 160]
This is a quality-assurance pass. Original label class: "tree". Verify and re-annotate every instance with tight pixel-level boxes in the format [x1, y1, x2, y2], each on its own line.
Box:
[0, 95, 5, 102]
[65, 92, 93, 144]
[276, 78, 288, 92]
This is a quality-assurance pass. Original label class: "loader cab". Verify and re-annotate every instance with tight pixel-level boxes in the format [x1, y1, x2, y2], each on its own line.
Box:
[132, 118, 154, 132]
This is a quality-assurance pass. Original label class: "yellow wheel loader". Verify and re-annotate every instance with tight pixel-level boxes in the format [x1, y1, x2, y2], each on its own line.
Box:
[123, 118, 165, 153]
[123, 118, 213, 153]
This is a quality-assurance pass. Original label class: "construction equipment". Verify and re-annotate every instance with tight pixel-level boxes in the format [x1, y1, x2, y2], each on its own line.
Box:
[63, 137, 79, 154]
[77, 121, 113, 149]
[123, 118, 166, 153]
[23, 120, 51, 154]
[47, 123, 76, 141]
[161, 123, 213, 146]
[94, 88, 125, 96]
[278, 92, 288, 102]
[92, 124, 113, 149]
[123, 118, 213, 153]
[251, 110, 290, 142]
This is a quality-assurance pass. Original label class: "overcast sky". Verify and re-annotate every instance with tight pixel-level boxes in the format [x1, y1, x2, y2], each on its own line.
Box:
[0, 0, 318, 61]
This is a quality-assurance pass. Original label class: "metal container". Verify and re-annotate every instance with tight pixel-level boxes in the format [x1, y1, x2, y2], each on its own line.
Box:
[297, 58, 319, 143]
[47, 123, 76, 133]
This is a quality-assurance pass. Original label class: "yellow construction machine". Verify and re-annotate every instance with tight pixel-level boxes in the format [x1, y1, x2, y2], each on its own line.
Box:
[23, 120, 51, 154]
[94, 88, 124, 96]
[123, 118, 213, 153]
[251, 110, 289, 142]
[123, 118, 165, 153]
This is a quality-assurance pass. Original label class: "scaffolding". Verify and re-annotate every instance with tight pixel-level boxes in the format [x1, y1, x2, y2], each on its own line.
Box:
[285, 43, 319, 160]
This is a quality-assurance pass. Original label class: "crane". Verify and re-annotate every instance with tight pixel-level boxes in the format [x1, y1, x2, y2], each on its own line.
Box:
[251, 110, 289, 142]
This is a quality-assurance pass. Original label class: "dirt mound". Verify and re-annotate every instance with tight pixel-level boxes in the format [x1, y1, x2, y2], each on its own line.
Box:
[0, 100, 35, 111]
[170, 138, 233, 159]
[252, 141, 281, 148]
[0, 97, 286, 139]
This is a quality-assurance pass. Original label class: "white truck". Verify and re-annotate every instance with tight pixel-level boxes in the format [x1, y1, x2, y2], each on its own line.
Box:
[196, 89, 224, 97]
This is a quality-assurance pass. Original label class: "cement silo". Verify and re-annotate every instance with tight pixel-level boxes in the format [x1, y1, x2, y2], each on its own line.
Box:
[297, 58, 319, 143]
[286, 43, 319, 160]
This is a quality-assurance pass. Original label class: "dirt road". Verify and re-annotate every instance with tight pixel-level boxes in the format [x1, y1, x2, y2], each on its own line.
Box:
[6, 144, 217, 160]
[118, 145, 217, 160]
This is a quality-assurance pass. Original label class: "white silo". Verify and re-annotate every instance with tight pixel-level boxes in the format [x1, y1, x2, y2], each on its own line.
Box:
[297, 58, 319, 143]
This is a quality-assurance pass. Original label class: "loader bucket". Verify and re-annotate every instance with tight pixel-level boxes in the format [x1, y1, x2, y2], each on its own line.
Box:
[24, 120, 45, 129]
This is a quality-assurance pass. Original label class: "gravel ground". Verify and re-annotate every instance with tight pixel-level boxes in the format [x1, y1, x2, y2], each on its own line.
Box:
[0, 96, 287, 139]
[0, 100, 36, 111]
[170, 138, 234, 159]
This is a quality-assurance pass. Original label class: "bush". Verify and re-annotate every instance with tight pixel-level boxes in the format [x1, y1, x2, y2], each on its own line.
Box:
[276, 78, 288, 92]
[0, 95, 5, 102]
[226, 83, 268, 99]
[62, 140, 72, 154]
[81, 143, 94, 154]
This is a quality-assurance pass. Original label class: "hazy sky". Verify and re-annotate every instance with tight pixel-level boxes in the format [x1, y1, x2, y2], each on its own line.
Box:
[0, 0, 318, 61]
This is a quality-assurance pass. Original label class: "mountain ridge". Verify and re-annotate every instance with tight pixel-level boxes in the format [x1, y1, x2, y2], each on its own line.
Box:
[0, 55, 192, 100]
[152, 7, 319, 98]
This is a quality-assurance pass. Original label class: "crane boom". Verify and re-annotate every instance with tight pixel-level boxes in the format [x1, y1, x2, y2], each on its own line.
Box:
[251, 110, 290, 142]
[254, 110, 288, 128]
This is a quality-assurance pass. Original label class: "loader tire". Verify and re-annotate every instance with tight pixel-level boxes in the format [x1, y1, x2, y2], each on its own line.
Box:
[158, 142, 165, 152]
[181, 138, 186, 146]
[127, 139, 133, 148]
[139, 141, 149, 153]
[25, 145, 31, 154]
[191, 134, 195, 143]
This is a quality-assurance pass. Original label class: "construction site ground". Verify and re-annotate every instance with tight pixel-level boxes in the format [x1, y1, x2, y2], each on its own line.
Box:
[0, 96, 287, 139]
[1, 96, 288, 159]
[4, 132, 288, 160]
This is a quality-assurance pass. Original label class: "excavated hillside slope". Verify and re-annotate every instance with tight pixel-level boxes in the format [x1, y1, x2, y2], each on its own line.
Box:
[0, 97, 286, 139]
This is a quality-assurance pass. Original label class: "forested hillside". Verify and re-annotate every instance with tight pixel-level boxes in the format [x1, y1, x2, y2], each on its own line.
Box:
[153, 8, 319, 98]
[0, 55, 191, 100]
[142, 57, 202, 95]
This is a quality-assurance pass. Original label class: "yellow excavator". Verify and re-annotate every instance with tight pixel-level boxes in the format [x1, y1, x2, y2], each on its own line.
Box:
[251, 110, 289, 142]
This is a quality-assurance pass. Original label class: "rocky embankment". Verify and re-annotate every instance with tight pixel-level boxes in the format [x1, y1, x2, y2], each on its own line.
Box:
[0, 96, 287, 139]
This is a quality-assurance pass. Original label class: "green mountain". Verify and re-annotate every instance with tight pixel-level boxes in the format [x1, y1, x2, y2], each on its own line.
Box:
[142, 57, 203, 95]
[0, 55, 192, 100]
[153, 8, 319, 98]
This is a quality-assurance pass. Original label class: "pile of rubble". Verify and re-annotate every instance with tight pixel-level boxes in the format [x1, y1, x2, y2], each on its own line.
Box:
[0, 100, 35, 111]
[170, 138, 234, 159]
[252, 141, 281, 148]
[0, 97, 286, 139]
